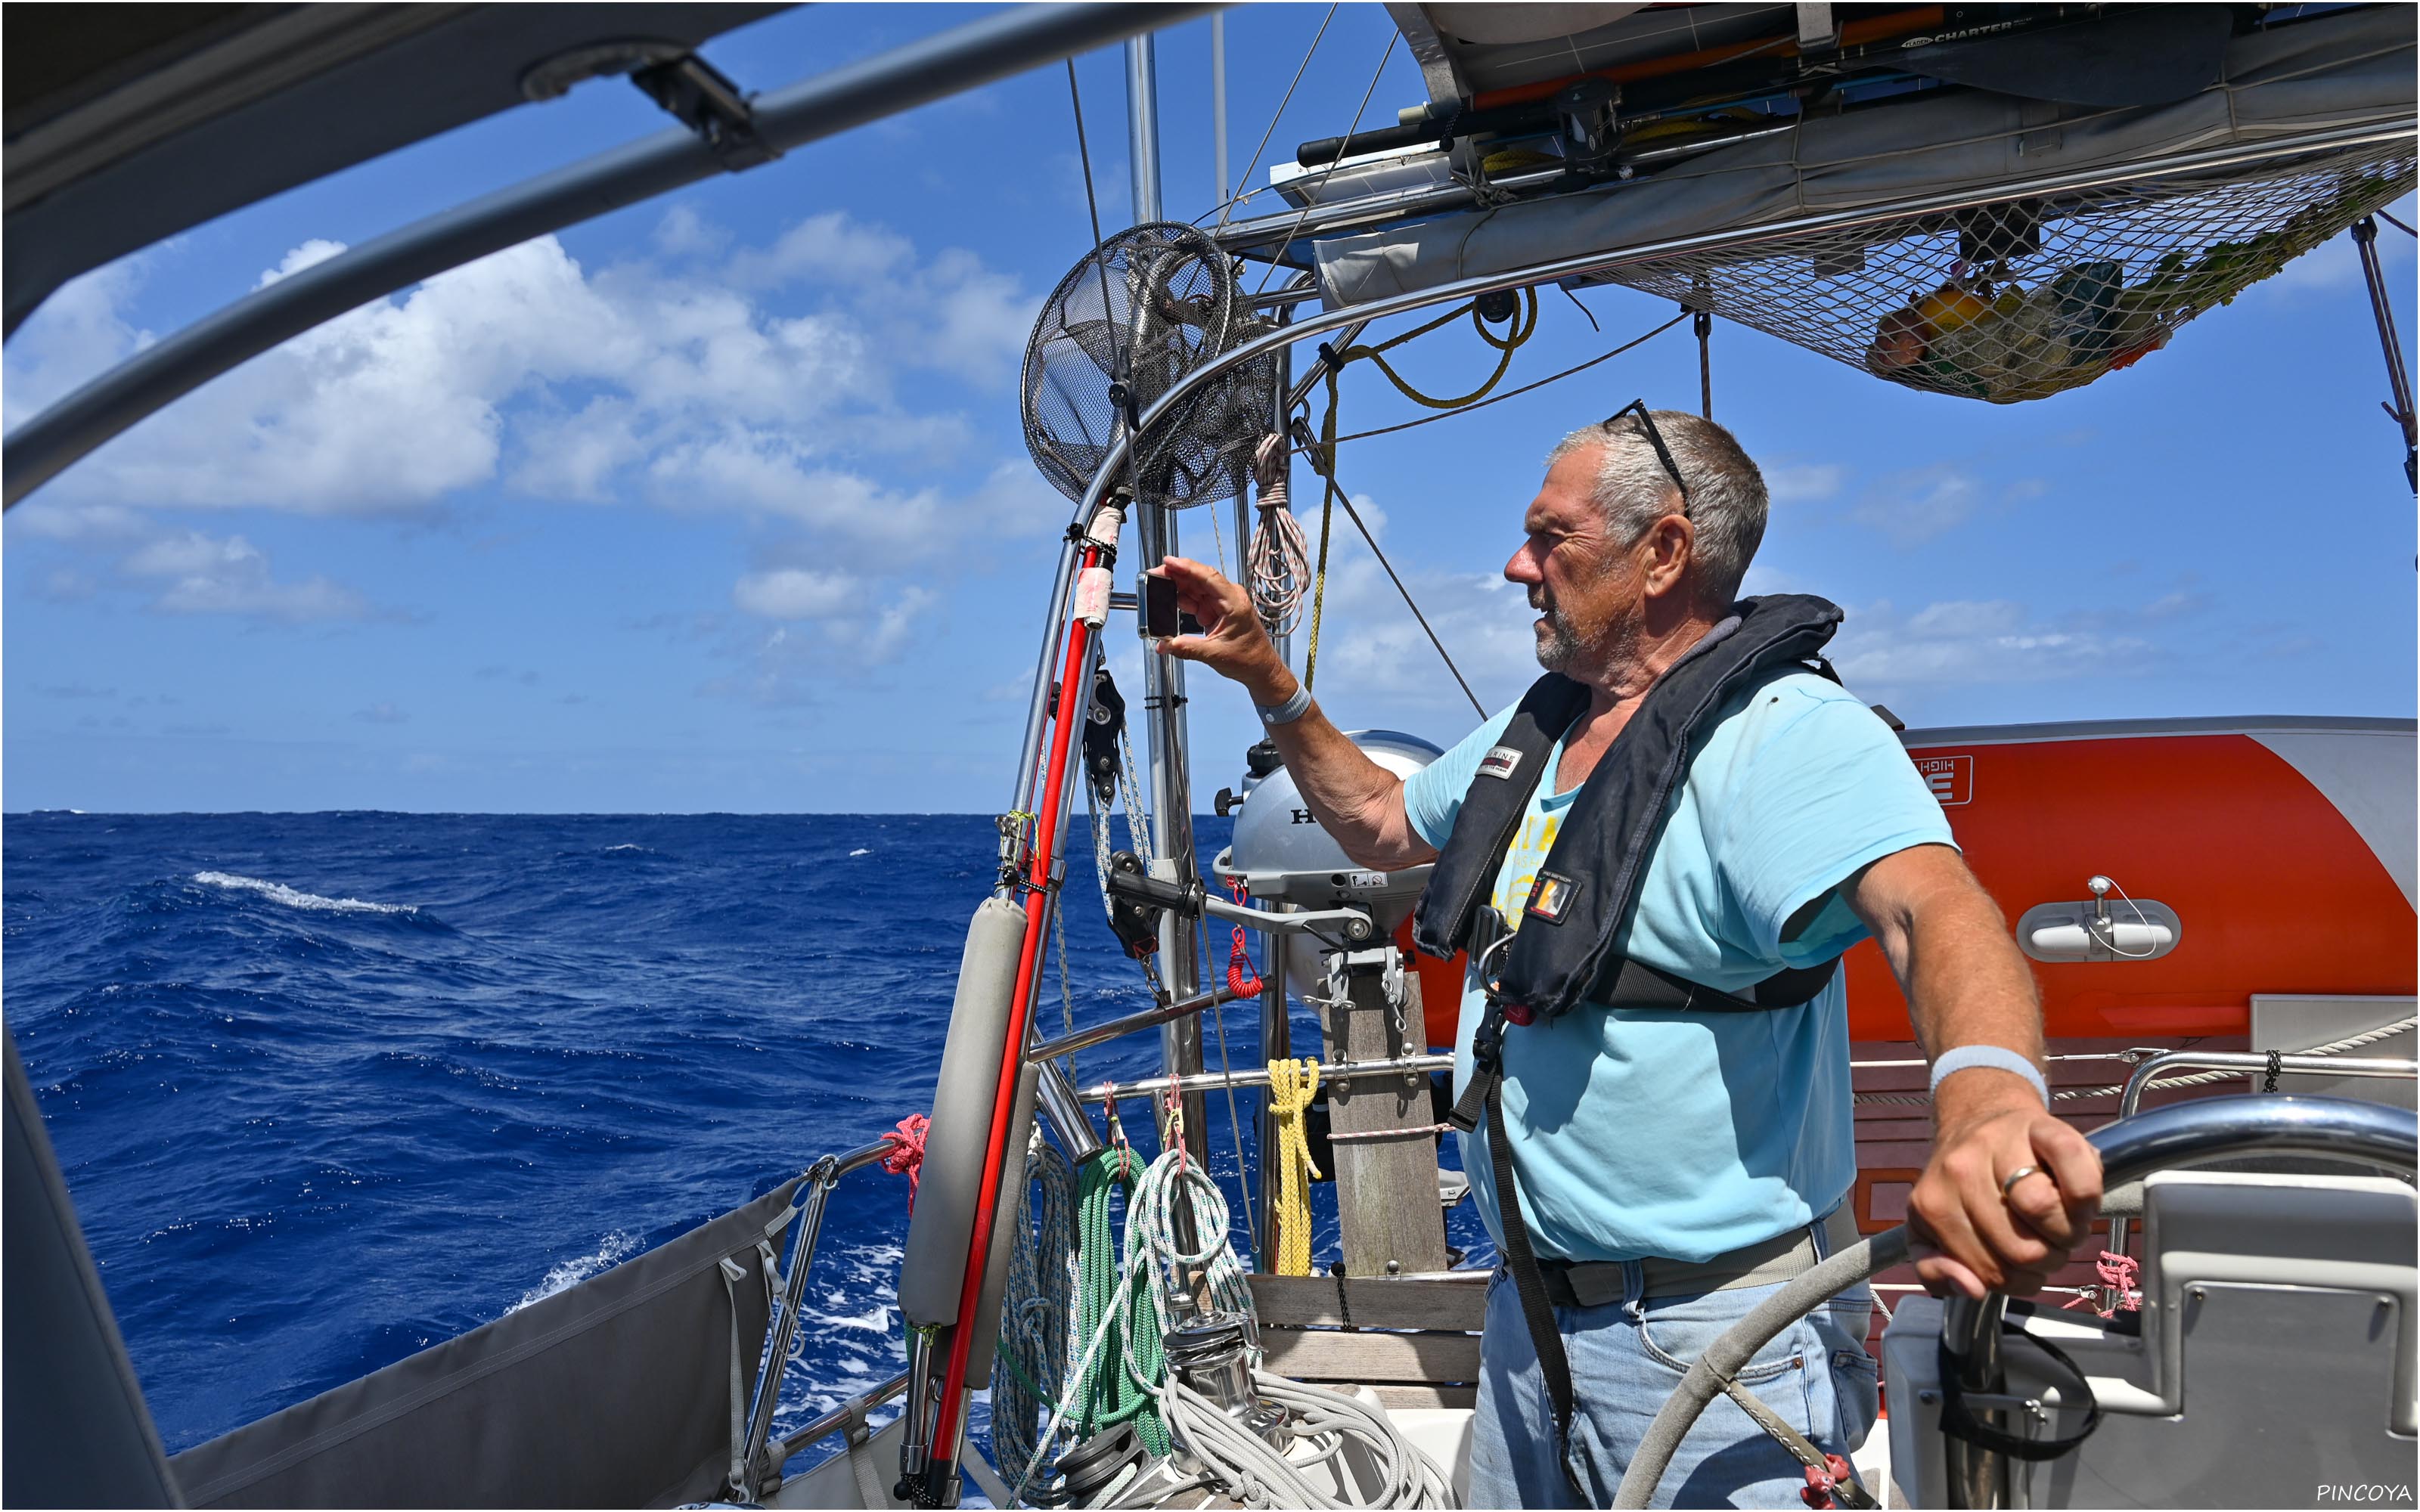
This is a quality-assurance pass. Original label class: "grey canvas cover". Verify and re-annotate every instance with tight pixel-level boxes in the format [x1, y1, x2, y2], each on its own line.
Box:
[167, 1178, 802, 1509]
[1315, 5, 2415, 306]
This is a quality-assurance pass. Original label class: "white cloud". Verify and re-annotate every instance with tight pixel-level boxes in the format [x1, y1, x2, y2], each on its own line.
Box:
[734, 567, 861, 621]
[5, 207, 1033, 529]
[1848, 465, 1985, 545]
[119, 530, 369, 622]
[1832, 597, 2152, 693]
[1764, 461, 1845, 505]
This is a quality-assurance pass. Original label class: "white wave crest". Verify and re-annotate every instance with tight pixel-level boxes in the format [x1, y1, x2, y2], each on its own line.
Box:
[849, 847, 871, 857]
[193, 871, 416, 915]
[509, 1231, 639, 1314]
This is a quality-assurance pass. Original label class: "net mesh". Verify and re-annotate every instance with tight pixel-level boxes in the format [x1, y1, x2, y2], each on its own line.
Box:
[1022, 223, 1273, 510]
[1603, 144, 2415, 404]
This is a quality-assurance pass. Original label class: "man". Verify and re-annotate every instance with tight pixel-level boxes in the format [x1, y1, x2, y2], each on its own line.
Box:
[1153, 407, 2103, 1508]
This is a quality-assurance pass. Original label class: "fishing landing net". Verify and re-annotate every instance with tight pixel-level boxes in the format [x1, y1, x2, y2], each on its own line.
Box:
[1602, 142, 2415, 404]
[1022, 222, 1277, 510]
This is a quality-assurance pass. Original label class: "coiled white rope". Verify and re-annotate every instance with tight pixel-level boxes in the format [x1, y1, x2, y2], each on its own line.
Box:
[1247, 435, 1311, 636]
[1159, 1371, 1456, 1510]
[1003, 1126, 1458, 1508]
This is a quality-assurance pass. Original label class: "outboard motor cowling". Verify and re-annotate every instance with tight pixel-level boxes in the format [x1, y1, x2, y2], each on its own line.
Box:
[1215, 730, 1444, 991]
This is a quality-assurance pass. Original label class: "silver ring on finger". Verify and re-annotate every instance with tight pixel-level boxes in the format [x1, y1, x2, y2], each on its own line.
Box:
[2000, 1164, 2043, 1200]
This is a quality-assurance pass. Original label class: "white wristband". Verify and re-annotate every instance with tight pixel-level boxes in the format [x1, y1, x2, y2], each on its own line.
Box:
[1255, 683, 1312, 727]
[1929, 1045, 2049, 1105]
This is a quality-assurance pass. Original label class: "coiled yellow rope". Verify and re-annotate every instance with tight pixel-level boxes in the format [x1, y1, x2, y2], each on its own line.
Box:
[1265, 1058, 1324, 1277]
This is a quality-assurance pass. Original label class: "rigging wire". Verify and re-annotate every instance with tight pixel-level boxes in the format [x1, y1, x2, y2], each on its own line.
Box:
[1209, 3, 1339, 232]
[1324, 473, 1487, 718]
[2378, 207, 2415, 237]
[1253, 32, 1401, 297]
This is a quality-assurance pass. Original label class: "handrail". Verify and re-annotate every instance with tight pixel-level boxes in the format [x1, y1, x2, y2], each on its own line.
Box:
[1025, 982, 1246, 1065]
[2102, 1050, 2418, 1255]
[738, 1135, 906, 1500]
[2120, 1049, 2416, 1120]
[1055, 118, 2420, 549]
[2, 2, 1221, 510]
[1080, 1052, 1453, 1104]
[774, 1368, 913, 1465]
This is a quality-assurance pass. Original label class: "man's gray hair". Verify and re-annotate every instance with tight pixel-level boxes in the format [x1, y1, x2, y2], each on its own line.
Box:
[1545, 411, 1768, 604]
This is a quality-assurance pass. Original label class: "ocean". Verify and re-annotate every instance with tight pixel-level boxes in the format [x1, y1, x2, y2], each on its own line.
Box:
[5, 810, 1484, 1480]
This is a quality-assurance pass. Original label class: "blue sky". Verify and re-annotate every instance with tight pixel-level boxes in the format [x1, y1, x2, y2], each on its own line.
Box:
[6, 5, 2413, 814]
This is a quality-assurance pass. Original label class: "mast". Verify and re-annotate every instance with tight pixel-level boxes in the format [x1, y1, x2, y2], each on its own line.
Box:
[1125, 31, 1212, 1167]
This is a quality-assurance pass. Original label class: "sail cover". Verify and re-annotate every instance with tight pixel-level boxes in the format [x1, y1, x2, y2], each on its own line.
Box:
[166, 1179, 800, 1508]
[1316, 7, 2415, 314]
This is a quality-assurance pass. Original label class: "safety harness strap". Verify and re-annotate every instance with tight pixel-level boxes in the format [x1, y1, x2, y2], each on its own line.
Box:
[1450, 1002, 1589, 1504]
[1597, 953, 1841, 1012]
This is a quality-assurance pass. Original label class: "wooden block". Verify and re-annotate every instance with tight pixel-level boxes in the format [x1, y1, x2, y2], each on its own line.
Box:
[1249, 1274, 1488, 1332]
[1258, 1328, 1483, 1384]
[1322, 963, 1448, 1278]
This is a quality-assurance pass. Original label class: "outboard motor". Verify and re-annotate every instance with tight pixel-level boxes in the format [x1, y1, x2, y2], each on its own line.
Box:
[1215, 729, 1444, 993]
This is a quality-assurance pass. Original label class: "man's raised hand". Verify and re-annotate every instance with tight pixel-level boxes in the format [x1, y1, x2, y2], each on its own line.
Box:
[1153, 556, 1293, 705]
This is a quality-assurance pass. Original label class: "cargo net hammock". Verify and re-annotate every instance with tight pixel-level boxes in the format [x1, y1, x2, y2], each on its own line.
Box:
[1605, 144, 2415, 404]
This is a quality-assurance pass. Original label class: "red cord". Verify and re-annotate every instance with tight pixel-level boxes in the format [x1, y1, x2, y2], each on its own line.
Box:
[1225, 879, 1264, 998]
[877, 1114, 930, 1213]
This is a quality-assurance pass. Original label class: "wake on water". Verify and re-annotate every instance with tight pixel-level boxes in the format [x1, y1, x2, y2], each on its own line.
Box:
[508, 1231, 641, 1314]
[192, 870, 417, 916]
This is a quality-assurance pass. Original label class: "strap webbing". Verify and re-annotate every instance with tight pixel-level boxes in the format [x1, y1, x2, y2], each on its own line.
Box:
[718, 1254, 751, 1499]
[1599, 954, 1841, 1012]
[1450, 1005, 1588, 1504]
[1937, 1326, 2104, 1461]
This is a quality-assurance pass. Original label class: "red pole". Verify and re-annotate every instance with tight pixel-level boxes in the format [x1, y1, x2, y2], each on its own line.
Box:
[925, 541, 1101, 1486]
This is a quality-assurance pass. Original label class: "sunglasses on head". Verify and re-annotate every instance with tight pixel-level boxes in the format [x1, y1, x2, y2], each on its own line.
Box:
[1599, 400, 1691, 514]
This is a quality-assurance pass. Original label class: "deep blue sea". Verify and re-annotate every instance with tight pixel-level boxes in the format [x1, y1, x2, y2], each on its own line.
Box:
[5, 810, 1481, 1478]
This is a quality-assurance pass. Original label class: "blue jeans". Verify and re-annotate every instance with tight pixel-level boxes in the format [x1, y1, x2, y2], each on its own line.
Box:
[1468, 1256, 1879, 1509]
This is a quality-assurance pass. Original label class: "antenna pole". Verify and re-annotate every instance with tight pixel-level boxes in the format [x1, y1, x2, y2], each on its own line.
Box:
[1212, 14, 1230, 206]
[1125, 34, 1164, 224]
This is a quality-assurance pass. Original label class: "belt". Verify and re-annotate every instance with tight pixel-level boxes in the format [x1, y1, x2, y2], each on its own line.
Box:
[1538, 1205, 1863, 1307]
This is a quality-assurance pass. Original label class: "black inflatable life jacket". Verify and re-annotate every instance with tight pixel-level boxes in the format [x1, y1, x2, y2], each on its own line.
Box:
[1410, 593, 1850, 1024]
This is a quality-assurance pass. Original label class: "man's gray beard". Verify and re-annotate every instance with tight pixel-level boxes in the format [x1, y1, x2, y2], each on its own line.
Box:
[1534, 611, 1582, 674]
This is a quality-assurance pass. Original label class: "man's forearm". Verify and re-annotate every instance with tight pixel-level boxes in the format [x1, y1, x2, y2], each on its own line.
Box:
[1903, 888, 2045, 1067]
[1852, 847, 2046, 1110]
[1244, 664, 1433, 872]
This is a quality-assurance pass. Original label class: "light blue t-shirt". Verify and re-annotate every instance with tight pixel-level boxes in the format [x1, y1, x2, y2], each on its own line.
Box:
[1403, 670, 1955, 1264]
